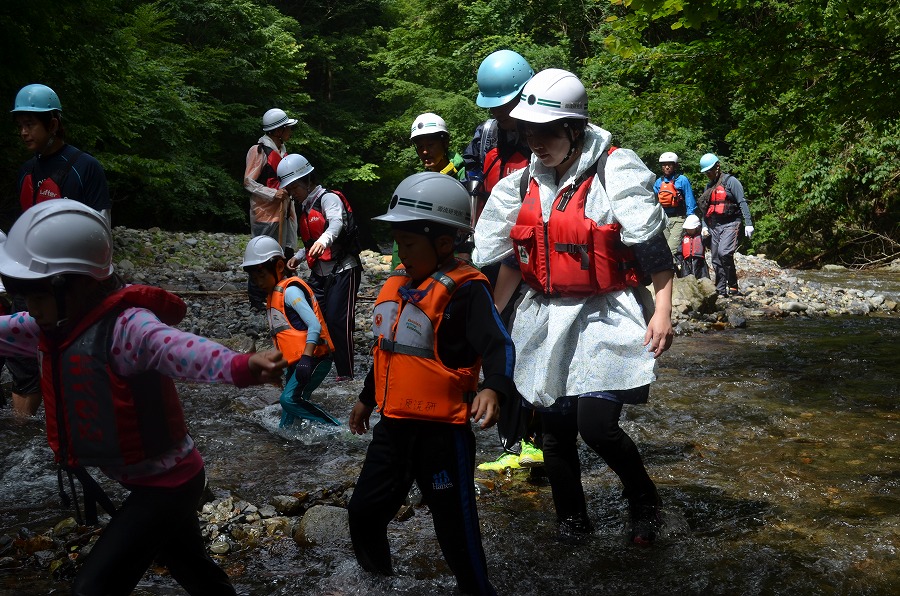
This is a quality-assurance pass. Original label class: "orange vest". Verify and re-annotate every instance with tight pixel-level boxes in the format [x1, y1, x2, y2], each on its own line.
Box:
[267, 276, 333, 363]
[510, 156, 641, 297]
[657, 179, 682, 208]
[371, 261, 484, 424]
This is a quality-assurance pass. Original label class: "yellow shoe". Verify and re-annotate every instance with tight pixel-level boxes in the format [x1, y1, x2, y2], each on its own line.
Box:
[477, 452, 521, 471]
[518, 441, 544, 467]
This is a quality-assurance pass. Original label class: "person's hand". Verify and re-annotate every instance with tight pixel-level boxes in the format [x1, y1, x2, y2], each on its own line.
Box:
[274, 188, 289, 202]
[349, 400, 374, 435]
[287, 253, 303, 270]
[307, 241, 326, 260]
[248, 350, 288, 383]
[744, 225, 754, 239]
[701, 226, 710, 238]
[470, 389, 500, 430]
[295, 354, 313, 387]
[643, 311, 674, 358]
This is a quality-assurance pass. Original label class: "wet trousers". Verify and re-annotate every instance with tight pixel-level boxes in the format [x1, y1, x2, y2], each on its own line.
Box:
[347, 417, 496, 596]
[72, 468, 235, 596]
[540, 395, 657, 522]
[709, 217, 741, 294]
[306, 265, 361, 378]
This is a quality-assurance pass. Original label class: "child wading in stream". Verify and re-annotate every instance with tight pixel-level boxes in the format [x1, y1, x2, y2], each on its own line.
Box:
[0, 199, 287, 595]
[347, 172, 515, 595]
[241, 235, 340, 427]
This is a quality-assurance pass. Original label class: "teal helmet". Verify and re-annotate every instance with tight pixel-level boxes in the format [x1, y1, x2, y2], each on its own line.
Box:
[476, 50, 534, 108]
[699, 153, 719, 173]
[12, 84, 62, 113]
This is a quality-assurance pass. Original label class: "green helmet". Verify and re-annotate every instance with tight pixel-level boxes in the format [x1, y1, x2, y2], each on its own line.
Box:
[12, 84, 62, 113]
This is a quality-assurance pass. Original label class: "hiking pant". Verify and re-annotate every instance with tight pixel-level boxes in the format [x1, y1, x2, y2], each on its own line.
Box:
[540, 392, 657, 522]
[709, 217, 741, 294]
[72, 468, 235, 596]
[306, 265, 361, 378]
[348, 417, 496, 596]
[279, 357, 338, 427]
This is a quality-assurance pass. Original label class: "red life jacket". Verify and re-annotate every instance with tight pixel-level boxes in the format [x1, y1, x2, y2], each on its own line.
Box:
[371, 261, 484, 425]
[510, 150, 642, 297]
[267, 276, 333, 363]
[657, 179, 683, 208]
[682, 234, 705, 259]
[705, 174, 739, 218]
[39, 286, 189, 469]
[483, 146, 530, 196]
[19, 147, 84, 211]
[255, 143, 281, 190]
[298, 189, 359, 268]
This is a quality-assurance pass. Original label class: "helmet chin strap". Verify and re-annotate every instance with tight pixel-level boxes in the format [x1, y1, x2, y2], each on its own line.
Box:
[558, 123, 580, 166]
[51, 275, 69, 329]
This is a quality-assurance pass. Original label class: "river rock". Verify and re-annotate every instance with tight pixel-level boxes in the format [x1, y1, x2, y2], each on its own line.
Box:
[271, 495, 303, 516]
[672, 275, 719, 314]
[780, 301, 809, 313]
[293, 505, 350, 546]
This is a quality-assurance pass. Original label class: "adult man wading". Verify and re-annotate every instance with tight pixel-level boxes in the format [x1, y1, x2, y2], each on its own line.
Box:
[698, 153, 753, 297]
[243, 108, 299, 309]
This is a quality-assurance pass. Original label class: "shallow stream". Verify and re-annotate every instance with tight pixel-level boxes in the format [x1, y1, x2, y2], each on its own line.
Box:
[1, 314, 897, 595]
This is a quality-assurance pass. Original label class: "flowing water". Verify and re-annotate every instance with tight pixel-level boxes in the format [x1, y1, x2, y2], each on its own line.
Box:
[1, 313, 897, 595]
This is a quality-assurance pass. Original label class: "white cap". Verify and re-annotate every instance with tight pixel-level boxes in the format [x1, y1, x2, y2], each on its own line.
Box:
[682, 214, 701, 230]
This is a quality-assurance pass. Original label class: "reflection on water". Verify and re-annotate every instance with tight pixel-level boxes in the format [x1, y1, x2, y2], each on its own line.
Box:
[1, 317, 898, 595]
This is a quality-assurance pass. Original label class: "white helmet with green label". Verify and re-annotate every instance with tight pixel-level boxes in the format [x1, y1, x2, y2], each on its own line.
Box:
[510, 68, 588, 123]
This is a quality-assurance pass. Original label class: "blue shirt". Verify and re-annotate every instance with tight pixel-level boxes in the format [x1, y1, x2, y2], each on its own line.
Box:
[653, 173, 697, 216]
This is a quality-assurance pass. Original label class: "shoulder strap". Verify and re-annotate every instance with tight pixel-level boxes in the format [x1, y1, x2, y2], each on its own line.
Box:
[31, 148, 84, 206]
[479, 119, 499, 166]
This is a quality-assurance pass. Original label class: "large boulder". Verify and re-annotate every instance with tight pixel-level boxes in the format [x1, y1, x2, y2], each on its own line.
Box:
[672, 275, 719, 314]
[293, 504, 350, 546]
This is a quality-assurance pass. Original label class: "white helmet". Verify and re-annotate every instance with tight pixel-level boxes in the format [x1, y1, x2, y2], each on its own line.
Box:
[277, 154, 314, 187]
[410, 113, 448, 140]
[510, 68, 588, 123]
[0, 199, 113, 281]
[241, 235, 284, 268]
[374, 172, 473, 232]
[682, 214, 701, 230]
[262, 108, 298, 132]
[659, 152, 679, 164]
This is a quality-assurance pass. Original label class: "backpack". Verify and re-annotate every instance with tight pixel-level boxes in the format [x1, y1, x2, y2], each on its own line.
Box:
[328, 189, 362, 255]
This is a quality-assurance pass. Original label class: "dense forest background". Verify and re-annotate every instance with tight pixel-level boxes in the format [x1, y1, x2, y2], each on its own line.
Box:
[0, 0, 897, 267]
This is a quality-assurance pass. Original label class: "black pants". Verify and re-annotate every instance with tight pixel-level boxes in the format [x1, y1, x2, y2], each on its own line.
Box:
[306, 265, 361, 378]
[72, 468, 235, 596]
[541, 396, 656, 521]
[347, 417, 496, 596]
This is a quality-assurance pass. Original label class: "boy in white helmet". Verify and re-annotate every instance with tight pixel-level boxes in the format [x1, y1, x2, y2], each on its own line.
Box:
[347, 172, 514, 596]
[0, 199, 286, 594]
[243, 107, 299, 308]
[241, 235, 339, 427]
[679, 214, 711, 279]
[474, 68, 675, 545]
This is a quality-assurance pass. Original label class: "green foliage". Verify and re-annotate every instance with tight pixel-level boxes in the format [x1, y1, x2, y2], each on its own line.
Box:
[0, 0, 895, 265]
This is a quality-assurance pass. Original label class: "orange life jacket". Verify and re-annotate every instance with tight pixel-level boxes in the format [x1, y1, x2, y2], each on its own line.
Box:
[510, 151, 642, 297]
[705, 174, 739, 218]
[371, 261, 484, 424]
[656, 179, 683, 208]
[682, 234, 705, 259]
[267, 276, 333, 363]
[39, 286, 188, 469]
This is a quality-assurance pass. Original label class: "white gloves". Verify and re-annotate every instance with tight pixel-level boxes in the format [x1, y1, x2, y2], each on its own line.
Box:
[745, 225, 754, 239]
[701, 227, 710, 238]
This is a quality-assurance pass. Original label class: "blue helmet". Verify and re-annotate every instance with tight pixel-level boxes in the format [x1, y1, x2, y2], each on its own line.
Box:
[699, 153, 719, 173]
[12, 84, 62, 113]
[476, 50, 534, 108]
